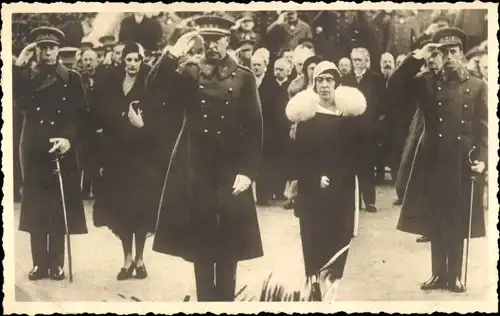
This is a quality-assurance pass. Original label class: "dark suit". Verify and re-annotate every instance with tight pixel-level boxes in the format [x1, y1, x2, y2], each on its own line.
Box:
[148, 53, 263, 301]
[342, 71, 385, 206]
[388, 56, 487, 282]
[312, 11, 363, 63]
[265, 19, 313, 59]
[256, 75, 291, 203]
[119, 16, 163, 51]
[14, 62, 88, 270]
[60, 21, 85, 47]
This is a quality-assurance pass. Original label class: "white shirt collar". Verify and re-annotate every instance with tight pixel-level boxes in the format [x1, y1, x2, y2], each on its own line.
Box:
[276, 78, 288, 86]
[354, 68, 367, 77]
[255, 74, 265, 87]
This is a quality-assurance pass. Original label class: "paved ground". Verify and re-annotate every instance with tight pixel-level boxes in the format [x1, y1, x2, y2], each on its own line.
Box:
[12, 184, 495, 305]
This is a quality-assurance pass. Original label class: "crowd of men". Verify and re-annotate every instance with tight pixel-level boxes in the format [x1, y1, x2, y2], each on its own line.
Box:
[12, 9, 488, 211]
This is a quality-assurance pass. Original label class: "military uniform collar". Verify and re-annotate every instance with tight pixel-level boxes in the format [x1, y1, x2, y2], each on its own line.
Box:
[439, 66, 470, 83]
[31, 63, 70, 83]
[198, 55, 238, 80]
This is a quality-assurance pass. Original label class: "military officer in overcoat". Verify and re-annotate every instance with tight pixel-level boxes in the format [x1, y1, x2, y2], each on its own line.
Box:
[13, 27, 88, 281]
[388, 28, 488, 293]
[144, 15, 263, 302]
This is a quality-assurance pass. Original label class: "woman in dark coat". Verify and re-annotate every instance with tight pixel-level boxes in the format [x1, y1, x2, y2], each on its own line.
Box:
[284, 55, 321, 209]
[285, 61, 366, 301]
[92, 42, 158, 280]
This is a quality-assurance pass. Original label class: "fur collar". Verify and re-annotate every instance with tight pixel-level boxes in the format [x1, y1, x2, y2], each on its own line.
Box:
[286, 85, 367, 123]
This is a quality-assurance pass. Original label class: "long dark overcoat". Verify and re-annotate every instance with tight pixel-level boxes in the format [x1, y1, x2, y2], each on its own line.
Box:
[91, 64, 161, 236]
[146, 53, 264, 263]
[394, 107, 425, 200]
[388, 56, 488, 238]
[14, 63, 88, 235]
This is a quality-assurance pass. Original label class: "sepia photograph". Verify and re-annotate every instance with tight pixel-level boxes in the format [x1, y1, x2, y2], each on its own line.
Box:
[2, 2, 498, 314]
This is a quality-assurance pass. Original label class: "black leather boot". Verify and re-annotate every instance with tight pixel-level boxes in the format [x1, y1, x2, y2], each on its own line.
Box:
[420, 275, 447, 290]
[28, 266, 49, 281]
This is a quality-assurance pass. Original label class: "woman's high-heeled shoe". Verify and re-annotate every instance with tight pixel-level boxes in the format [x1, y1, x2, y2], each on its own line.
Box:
[135, 264, 148, 280]
[117, 262, 136, 281]
[310, 282, 322, 301]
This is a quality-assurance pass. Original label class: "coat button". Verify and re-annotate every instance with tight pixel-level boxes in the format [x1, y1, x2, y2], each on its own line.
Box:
[62, 97, 66, 100]
[438, 86, 442, 91]
[221, 115, 224, 119]
[36, 107, 40, 111]
[461, 120, 465, 124]
[217, 131, 221, 135]
[121, 112, 125, 116]
[438, 133, 442, 138]
[201, 100, 206, 104]
[228, 88, 233, 92]
[64, 84, 68, 88]
[199, 85, 204, 89]
[50, 121, 55, 125]
[466, 88, 470, 93]
[40, 120, 44, 124]
[438, 102, 442, 106]
[439, 117, 443, 122]
[204, 114, 208, 118]
[57, 110, 61, 114]
[457, 136, 461, 140]
[225, 101, 229, 105]
[232, 72, 236, 76]
[204, 129, 208, 133]
[464, 104, 468, 108]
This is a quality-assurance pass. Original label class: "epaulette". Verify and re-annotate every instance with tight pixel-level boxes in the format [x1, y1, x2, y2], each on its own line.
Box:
[236, 64, 253, 75]
[68, 68, 81, 78]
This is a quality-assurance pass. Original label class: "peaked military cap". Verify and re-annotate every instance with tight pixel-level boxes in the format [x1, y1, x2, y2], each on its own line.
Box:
[433, 27, 468, 48]
[30, 26, 65, 46]
[193, 15, 235, 36]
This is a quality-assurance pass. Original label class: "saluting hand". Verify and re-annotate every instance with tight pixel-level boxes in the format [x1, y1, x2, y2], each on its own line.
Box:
[170, 31, 203, 58]
[414, 43, 440, 61]
[232, 174, 252, 196]
[15, 42, 37, 67]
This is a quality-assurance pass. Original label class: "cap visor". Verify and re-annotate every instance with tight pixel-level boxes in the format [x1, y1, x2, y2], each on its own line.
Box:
[435, 42, 462, 49]
[199, 28, 230, 37]
[36, 40, 60, 46]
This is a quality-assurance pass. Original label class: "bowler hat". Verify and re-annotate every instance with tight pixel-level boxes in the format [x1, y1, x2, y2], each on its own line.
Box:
[30, 26, 65, 46]
[99, 35, 116, 47]
[433, 27, 468, 48]
[81, 40, 95, 50]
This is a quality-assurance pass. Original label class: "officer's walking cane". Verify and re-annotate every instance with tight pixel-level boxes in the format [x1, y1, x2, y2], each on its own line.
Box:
[464, 146, 477, 291]
[54, 155, 74, 283]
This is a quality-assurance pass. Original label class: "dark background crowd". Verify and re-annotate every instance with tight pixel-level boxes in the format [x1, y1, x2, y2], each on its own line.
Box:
[11, 9, 489, 208]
